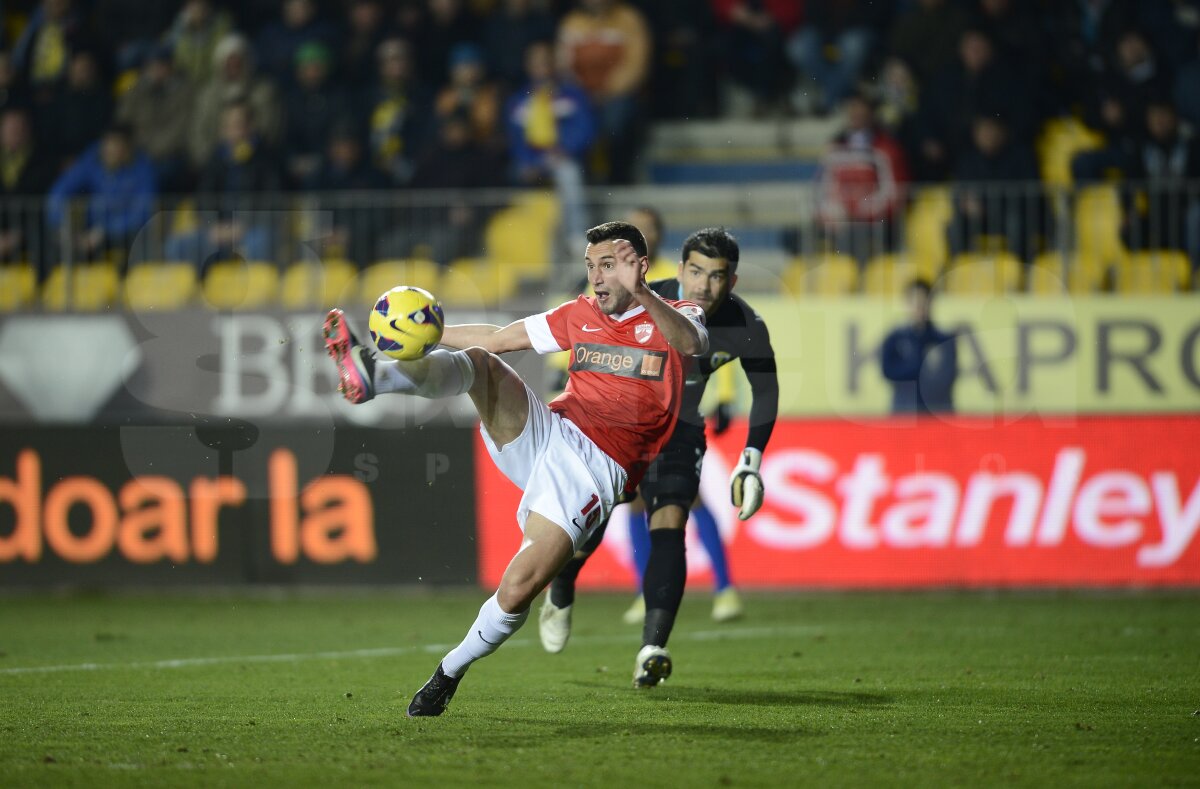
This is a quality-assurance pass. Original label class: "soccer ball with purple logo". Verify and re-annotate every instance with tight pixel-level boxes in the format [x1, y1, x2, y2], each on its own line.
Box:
[367, 286, 445, 360]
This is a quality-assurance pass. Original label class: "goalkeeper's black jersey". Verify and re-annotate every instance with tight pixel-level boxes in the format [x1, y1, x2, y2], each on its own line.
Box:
[649, 278, 778, 451]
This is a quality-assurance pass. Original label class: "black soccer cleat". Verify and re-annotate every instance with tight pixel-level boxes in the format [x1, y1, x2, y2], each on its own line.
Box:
[407, 663, 463, 717]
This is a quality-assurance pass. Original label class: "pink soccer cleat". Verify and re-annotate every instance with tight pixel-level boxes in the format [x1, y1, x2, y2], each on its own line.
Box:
[323, 308, 376, 404]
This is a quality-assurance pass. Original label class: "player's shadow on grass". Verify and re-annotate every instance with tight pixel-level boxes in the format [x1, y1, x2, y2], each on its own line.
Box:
[565, 682, 892, 708]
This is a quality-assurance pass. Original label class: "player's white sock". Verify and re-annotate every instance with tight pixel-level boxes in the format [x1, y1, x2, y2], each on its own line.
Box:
[441, 593, 529, 678]
[374, 349, 475, 398]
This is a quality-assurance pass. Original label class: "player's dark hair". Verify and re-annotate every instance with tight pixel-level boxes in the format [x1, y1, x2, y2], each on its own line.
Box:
[681, 227, 740, 275]
[586, 221, 649, 259]
[906, 277, 933, 297]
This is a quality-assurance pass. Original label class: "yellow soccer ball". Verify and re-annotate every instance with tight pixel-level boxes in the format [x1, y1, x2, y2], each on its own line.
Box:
[367, 286, 445, 360]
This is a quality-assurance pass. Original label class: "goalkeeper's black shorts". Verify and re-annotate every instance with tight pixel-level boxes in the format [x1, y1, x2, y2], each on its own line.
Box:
[639, 421, 707, 517]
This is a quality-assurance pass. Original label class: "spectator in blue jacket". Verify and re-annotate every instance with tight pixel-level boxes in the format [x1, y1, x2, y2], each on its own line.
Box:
[881, 278, 957, 415]
[46, 123, 157, 269]
[505, 40, 596, 260]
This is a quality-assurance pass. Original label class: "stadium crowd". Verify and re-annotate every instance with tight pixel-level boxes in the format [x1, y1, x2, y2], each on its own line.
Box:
[0, 0, 1198, 273]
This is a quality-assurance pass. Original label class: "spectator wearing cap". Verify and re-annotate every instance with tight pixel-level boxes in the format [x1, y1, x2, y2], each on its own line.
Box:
[435, 43, 502, 150]
[116, 45, 195, 192]
[283, 41, 352, 185]
[163, 0, 234, 85]
[361, 37, 432, 184]
[255, 0, 338, 88]
[557, 0, 651, 184]
[413, 0, 482, 91]
[505, 40, 596, 259]
[46, 123, 157, 269]
[190, 33, 282, 167]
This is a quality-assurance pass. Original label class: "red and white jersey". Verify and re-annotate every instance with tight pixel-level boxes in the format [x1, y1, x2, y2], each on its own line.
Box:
[524, 295, 705, 489]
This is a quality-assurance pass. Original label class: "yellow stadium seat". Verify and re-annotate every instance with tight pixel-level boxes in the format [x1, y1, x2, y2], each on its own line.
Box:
[1036, 117, 1106, 188]
[512, 191, 561, 225]
[359, 259, 440, 305]
[905, 186, 952, 272]
[439, 258, 520, 307]
[202, 260, 280, 310]
[863, 254, 938, 296]
[280, 259, 358, 309]
[783, 254, 859, 296]
[1028, 252, 1106, 295]
[0, 263, 37, 310]
[1114, 250, 1192, 294]
[124, 263, 198, 310]
[943, 252, 1024, 295]
[1074, 185, 1125, 263]
[485, 193, 560, 279]
[42, 263, 121, 310]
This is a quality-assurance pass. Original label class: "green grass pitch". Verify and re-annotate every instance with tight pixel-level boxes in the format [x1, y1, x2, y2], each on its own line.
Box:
[0, 591, 1196, 787]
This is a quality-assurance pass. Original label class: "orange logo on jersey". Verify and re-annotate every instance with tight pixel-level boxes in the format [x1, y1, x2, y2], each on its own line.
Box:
[640, 354, 663, 377]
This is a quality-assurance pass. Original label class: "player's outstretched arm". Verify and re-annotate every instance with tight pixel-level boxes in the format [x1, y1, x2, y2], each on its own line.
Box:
[441, 321, 533, 354]
[612, 239, 708, 355]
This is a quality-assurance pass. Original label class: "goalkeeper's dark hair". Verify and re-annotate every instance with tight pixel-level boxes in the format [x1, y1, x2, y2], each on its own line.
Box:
[681, 227, 740, 275]
[586, 221, 649, 259]
[630, 205, 663, 235]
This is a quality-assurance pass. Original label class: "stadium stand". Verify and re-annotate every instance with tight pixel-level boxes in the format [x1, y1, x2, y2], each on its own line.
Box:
[0, 1, 1195, 309]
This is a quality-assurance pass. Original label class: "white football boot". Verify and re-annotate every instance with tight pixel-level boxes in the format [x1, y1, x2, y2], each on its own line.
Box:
[621, 595, 645, 625]
[632, 644, 672, 688]
[711, 587, 744, 622]
[538, 597, 572, 654]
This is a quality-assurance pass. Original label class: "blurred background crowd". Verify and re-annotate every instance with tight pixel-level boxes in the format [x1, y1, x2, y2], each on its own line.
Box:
[0, 0, 1198, 293]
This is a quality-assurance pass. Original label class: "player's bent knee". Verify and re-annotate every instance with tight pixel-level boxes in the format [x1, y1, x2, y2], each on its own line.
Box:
[496, 576, 539, 613]
[461, 346, 493, 377]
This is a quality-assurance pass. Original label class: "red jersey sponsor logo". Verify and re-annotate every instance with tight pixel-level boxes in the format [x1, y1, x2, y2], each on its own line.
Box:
[570, 343, 667, 381]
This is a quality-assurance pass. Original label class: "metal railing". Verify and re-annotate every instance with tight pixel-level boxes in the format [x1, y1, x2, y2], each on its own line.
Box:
[3, 179, 1199, 309]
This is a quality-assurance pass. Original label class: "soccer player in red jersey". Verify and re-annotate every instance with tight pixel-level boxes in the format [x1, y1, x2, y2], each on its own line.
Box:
[323, 221, 707, 716]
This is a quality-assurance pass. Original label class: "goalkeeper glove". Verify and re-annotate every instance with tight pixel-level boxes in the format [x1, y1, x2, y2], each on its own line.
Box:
[729, 447, 763, 521]
[711, 402, 732, 435]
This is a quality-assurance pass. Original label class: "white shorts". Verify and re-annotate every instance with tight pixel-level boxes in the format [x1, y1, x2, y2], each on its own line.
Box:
[479, 381, 627, 552]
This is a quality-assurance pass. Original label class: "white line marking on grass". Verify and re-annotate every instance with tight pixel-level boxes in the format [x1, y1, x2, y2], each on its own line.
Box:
[0, 624, 818, 676]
